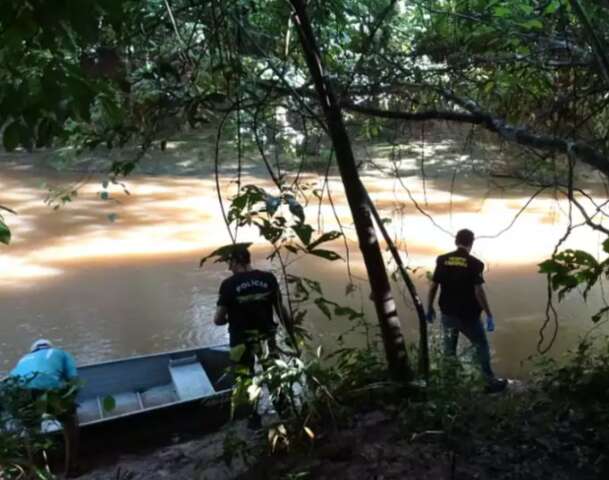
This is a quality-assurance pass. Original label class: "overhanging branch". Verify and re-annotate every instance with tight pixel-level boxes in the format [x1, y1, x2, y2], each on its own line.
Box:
[344, 102, 482, 124]
[342, 96, 609, 178]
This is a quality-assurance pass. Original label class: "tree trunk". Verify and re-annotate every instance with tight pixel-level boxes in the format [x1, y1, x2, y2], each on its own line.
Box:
[289, 0, 411, 380]
[366, 191, 429, 379]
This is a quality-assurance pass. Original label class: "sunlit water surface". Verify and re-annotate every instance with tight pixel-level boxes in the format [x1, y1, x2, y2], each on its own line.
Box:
[1, 154, 608, 379]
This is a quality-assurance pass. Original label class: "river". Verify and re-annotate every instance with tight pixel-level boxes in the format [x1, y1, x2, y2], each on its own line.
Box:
[1, 144, 607, 379]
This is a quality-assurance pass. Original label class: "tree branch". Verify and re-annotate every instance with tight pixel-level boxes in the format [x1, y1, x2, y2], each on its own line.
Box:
[343, 95, 609, 179]
[343, 102, 483, 124]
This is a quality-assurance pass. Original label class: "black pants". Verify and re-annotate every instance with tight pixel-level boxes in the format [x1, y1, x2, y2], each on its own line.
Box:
[231, 332, 286, 417]
[233, 334, 280, 375]
[441, 314, 495, 380]
[18, 387, 79, 474]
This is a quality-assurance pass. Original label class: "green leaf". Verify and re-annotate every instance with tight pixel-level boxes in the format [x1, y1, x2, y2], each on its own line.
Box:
[292, 224, 313, 246]
[230, 344, 247, 362]
[309, 249, 342, 261]
[538, 259, 561, 274]
[264, 194, 281, 216]
[258, 219, 283, 244]
[494, 6, 511, 17]
[286, 195, 305, 223]
[303, 277, 322, 295]
[199, 242, 252, 267]
[231, 194, 248, 212]
[284, 244, 300, 254]
[592, 306, 609, 323]
[544, 0, 561, 14]
[102, 395, 116, 412]
[101, 95, 123, 127]
[0, 220, 11, 245]
[308, 230, 342, 250]
[521, 19, 543, 30]
[121, 162, 136, 176]
[314, 298, 333, 320]
[334, 305, 363, 320]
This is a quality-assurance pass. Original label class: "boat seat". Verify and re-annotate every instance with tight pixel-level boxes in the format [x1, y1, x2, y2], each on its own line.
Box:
[141, 383, 177, 408]
[169, 355, 214, 400]
[77, 398, 102, 424]
[103, 391, 141, 417]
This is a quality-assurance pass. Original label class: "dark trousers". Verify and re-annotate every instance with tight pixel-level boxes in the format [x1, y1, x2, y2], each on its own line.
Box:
[231, 333, 286, 419]
[441, 313, 495, 380]
[16, 387, 79, 475]
[231, 328, 280, 372]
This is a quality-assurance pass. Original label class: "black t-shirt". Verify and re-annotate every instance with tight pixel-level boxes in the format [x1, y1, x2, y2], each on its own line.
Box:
[217, 270, 279, 346]
[432, 248, 485, 320]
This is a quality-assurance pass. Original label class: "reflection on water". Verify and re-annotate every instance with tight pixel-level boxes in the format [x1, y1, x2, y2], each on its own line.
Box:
[0, 157, 608, 378]
[0, 257, 230, 371]
[291, 250, 608, 379]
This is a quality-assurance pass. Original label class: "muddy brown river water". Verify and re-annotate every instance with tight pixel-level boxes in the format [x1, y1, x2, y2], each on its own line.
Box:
[1, 150, 608, 379]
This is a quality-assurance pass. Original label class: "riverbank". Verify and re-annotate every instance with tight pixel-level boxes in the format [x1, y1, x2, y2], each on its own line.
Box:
[76, 409, 469, 480]
[71, 355, 608, 480]
[4, 331, 608, 479]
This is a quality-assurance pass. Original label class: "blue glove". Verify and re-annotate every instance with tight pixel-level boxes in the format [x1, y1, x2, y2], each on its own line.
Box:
[486, 315, 495, 332]
[426, 308, 436, 324]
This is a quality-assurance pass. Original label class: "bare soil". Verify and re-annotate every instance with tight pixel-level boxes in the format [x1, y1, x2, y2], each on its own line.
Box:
[74, 409, 483, 480]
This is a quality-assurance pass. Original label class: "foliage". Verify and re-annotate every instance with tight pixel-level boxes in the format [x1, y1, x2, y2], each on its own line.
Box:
[2, 0, 608, 169]
[0, 378, 79, 479]
[203, 179, 401, 460]
[393, 337, 609, 479]
[0, 204, 16, 245]
[228, 325, 390, 454]
[539, 236, 609, 322]
[0, 217, 11, 246]
[224, 184, 342, 260]
[200, 182, 350, 350]
[0, 0, 131, 152]
[233, 335, 609, 479]
[199, 242, 254, 267]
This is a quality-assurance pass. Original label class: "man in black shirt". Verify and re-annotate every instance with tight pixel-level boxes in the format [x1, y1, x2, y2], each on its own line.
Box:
[214, 245, 293, 427]
[214, 245, 291, 372]
[427, 229, 506, 392]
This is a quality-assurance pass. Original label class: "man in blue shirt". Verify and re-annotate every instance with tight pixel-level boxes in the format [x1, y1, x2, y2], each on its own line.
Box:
[10, 339, 80, 476]
[11, 339, 78, 390]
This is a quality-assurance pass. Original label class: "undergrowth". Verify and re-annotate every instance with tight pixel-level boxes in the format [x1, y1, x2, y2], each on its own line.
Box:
[224, 334, 609, 480]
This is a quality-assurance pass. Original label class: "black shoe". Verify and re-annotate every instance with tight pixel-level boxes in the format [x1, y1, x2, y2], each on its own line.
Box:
[485, 378, 508, 394]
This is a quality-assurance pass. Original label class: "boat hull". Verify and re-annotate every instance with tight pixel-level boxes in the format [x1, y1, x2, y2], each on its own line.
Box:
[71, 344, 234, 443]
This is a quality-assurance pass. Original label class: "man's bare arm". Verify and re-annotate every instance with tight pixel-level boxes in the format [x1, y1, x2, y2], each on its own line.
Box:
[474, 285, 492, 317]
[213, 305, 228, 326]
